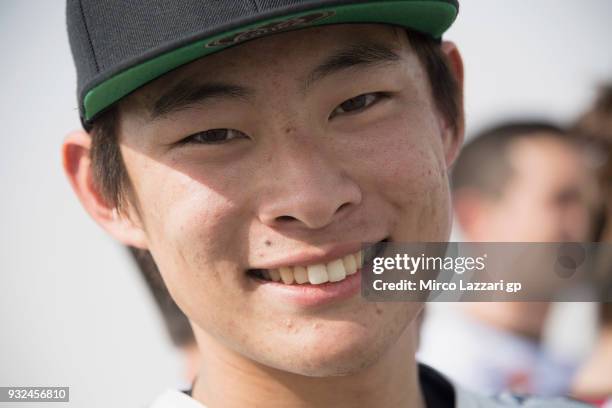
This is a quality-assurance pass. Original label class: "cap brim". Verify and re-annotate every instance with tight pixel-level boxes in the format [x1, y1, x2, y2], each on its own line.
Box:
[81, 0, 458, 123]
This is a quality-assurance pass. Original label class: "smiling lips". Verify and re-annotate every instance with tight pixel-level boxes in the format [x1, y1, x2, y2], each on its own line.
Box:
[255, 249, 364, 285]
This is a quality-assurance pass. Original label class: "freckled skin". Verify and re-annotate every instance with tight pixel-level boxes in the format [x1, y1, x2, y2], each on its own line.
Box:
[120, 26, 460, 375]
[93, 23, 463, 407]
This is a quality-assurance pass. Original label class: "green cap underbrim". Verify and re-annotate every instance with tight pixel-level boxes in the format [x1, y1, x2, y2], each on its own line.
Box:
[82, 0, 458, 123]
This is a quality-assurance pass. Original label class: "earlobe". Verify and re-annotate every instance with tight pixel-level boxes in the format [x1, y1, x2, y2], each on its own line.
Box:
[440, 40, 465, 167]
[61, 130, 148, 249]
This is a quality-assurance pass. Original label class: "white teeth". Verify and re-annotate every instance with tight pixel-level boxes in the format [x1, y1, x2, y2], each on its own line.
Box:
[269, 269, 281, 282]
[356, 251, 363, 268]
[343, 254, 357, 275]
[293, 266, 308, 284]
[307, 264, 329, 284]
[279, 267, 294, 284]
[256, 249, 363, 285]
[327, 259, 346, 282]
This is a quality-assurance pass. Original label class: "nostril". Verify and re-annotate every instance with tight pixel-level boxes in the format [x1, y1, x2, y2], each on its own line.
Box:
[336, 202, 352, 213]
[273, 202, 353, 226]
[276, 215, 298, 223]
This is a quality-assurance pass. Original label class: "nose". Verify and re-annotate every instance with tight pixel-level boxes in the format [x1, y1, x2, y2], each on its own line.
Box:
[257, 141, 362, 230]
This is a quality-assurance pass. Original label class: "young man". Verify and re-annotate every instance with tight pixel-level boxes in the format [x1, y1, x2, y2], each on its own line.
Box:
[418, 121, 601, 396]
[62, 1, 591, 406]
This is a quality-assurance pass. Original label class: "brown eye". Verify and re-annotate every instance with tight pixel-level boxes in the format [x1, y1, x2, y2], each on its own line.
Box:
[182, 129, 247, 144]
[331, 93, 380, 118]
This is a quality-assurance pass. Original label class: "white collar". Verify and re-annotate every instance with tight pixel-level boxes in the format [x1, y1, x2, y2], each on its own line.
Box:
[149, 389, 206, 408]
[149, 380, 591, 408]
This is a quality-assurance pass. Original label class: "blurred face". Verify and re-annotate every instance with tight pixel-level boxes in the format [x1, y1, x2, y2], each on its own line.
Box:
[116, 25, 458, 376]
[475, 134, 599, 242]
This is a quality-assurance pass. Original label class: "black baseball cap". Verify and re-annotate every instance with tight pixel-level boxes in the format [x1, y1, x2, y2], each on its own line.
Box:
[67, 0, 459, 127]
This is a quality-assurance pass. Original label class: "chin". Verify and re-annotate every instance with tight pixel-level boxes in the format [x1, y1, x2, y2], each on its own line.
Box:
[274, 346, 385, 378]
[259, 302, 419, 377]
[297, 328, 385, 376]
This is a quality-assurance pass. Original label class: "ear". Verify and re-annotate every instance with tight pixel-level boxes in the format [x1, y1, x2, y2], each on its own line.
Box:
[61, 129, 148, 249]
[439, 41, 465, 167]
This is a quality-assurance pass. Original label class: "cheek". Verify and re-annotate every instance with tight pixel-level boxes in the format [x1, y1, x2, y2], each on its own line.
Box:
[351, 110, 452, 241]
[141, 171, 242, 262]
[122, 152, 252, 316]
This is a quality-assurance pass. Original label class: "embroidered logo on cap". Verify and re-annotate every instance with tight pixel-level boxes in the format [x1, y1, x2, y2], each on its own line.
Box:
[206, 11, 336, 48]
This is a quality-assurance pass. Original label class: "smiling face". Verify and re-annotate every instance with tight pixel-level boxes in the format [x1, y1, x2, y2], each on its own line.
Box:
[108, 24, 461, 376]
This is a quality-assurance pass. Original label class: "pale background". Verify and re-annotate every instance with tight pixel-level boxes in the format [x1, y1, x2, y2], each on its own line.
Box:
[0, 1, 611, 407]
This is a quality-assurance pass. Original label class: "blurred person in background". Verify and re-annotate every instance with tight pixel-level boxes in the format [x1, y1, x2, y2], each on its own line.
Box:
[418, 121, 602, 396]
[129, 247, 201, 386]
[571, 84, 612, 407]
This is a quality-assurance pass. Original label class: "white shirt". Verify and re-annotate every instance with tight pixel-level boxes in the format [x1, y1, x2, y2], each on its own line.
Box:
[150, 389, 205, 408]
[148, 368, 591, 408]
[149, 388, 592, 407]
[418, 306, 576, 396]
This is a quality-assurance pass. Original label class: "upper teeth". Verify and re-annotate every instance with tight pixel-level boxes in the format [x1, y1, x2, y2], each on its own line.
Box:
[262, 250, 363, 285]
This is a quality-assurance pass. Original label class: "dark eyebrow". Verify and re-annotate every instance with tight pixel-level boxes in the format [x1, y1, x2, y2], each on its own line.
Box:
[304, 43, 402, 90]
[151, 79, 253, 118]
[150, 43, 400, 118]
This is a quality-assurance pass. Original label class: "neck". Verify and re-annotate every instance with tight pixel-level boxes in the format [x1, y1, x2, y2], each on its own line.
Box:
[191, 324, 425, 408]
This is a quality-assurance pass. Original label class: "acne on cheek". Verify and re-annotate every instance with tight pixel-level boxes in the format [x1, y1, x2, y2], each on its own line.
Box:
[378, 138, 445, 190]
[375, 135, 451, 240]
